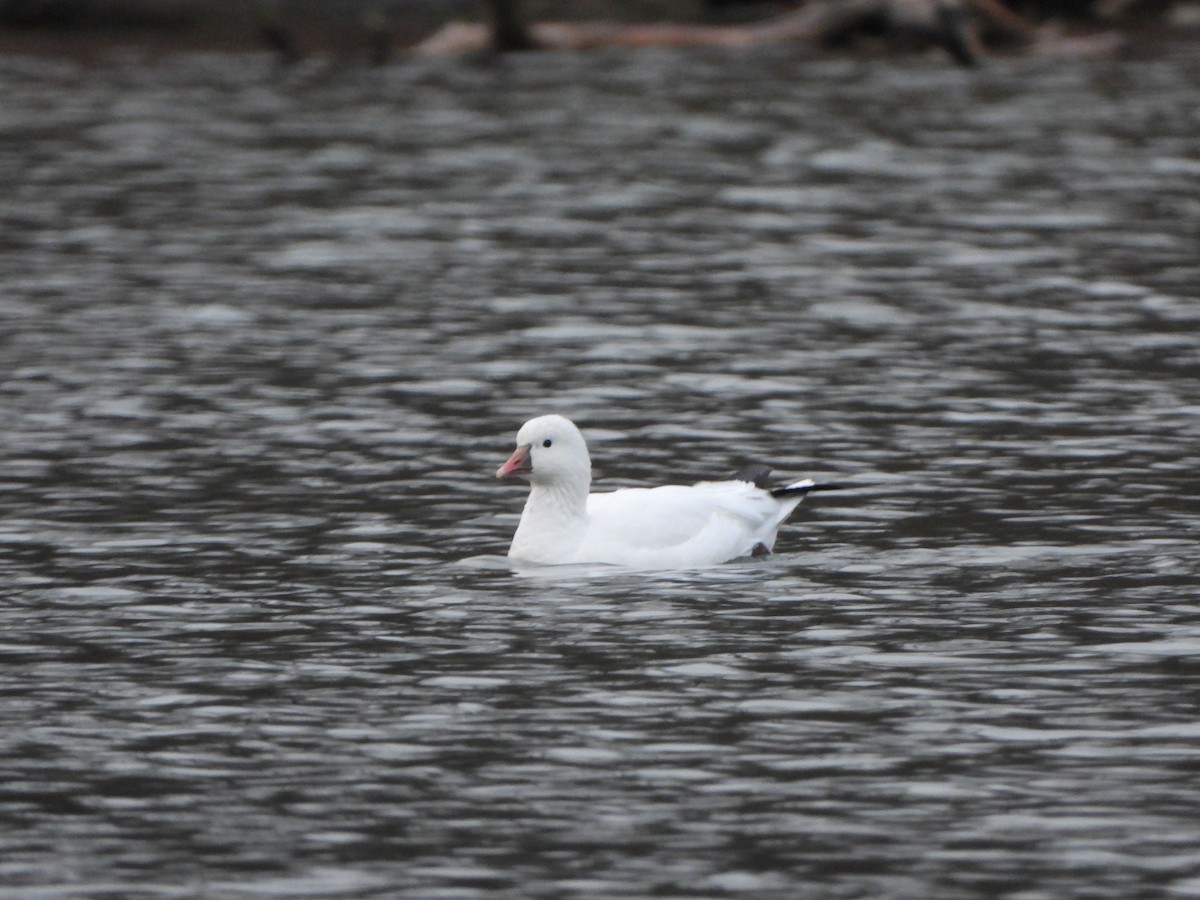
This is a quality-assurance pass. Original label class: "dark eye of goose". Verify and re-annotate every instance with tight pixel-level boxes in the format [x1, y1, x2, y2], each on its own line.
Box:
[542, 439, 553, 448]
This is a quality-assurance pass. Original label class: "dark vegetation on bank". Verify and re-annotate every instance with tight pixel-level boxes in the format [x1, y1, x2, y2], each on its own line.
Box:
[0, 0, 1195, 64]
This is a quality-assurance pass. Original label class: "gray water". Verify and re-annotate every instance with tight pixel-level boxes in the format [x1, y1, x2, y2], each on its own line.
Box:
[1, 43, 1199, 899]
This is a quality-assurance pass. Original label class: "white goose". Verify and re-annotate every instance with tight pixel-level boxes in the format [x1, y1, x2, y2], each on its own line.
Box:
[495, 414, 841, 568]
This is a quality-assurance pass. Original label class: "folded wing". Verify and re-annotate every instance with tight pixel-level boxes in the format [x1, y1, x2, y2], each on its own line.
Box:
[581, 481, 797, 565]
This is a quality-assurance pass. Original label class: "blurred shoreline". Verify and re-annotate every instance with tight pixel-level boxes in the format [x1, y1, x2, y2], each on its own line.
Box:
[0, 0, 1195, 61]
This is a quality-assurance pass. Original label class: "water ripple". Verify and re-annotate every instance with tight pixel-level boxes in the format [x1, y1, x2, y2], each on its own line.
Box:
[1, 43, 1199, 900]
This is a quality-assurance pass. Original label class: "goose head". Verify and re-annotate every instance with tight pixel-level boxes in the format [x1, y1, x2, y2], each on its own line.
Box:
[496, 414, 591, 489]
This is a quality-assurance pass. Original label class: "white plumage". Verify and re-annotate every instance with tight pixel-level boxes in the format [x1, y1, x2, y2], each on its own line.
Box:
[495, 414, 838, 569]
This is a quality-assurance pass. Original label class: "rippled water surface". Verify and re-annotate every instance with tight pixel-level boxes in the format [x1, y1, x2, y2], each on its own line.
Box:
[2, 43, 1199, 899]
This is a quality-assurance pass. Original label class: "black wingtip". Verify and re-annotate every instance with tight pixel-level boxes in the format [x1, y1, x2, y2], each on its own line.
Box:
[807, 482, 850, 493]
[770, 481, 849, 498]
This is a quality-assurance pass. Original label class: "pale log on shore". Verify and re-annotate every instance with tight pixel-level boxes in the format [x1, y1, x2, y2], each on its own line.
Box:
[415, 0, 1122, 62]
